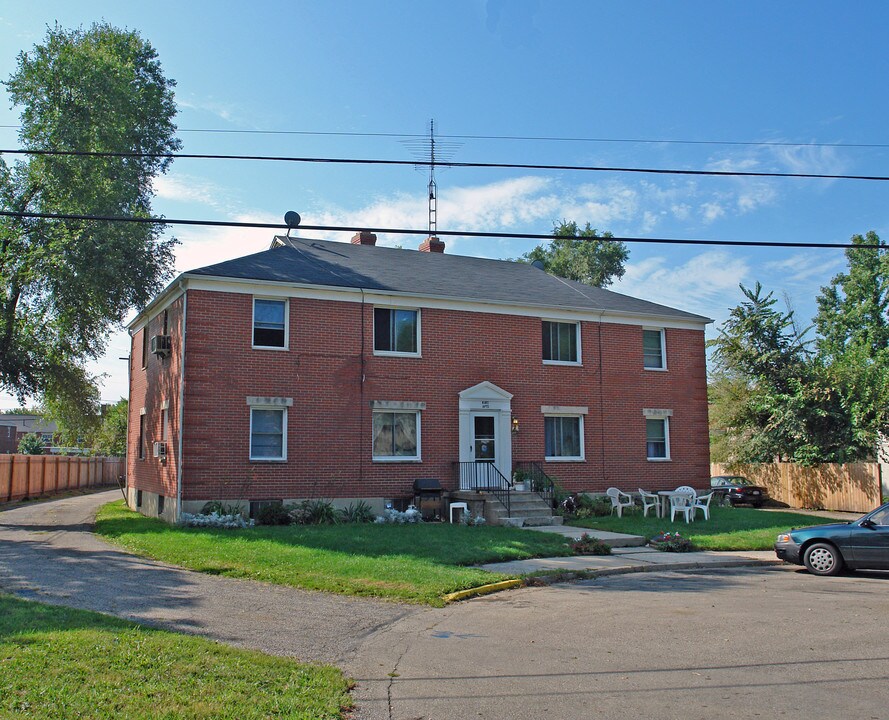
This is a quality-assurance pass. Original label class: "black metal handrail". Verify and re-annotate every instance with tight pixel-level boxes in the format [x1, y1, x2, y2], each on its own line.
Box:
[513, 461, 556, 508]
[453, 461, 511, 516]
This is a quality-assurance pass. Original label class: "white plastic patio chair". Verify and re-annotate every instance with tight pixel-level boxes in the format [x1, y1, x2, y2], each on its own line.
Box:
[674, 485, 697, 499]
[669, 493, 694, 523]
[638, 489, 661, 518]
[692, 492, 714, 521]
[605, 487, 635, 518]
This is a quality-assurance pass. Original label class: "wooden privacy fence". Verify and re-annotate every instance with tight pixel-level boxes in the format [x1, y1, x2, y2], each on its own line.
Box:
[711, 462, 883, 513]
[1, 454, 124, 504]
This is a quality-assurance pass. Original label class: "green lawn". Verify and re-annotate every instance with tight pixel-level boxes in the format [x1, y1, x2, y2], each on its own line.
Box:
[567, 505, 841, 550]
[0, 594, 351, 719]
[95, 501, 573, 606]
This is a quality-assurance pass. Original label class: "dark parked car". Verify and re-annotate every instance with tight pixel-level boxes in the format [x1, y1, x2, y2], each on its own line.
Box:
[775, 503, 889, 576]
[710, 475, 769, 508]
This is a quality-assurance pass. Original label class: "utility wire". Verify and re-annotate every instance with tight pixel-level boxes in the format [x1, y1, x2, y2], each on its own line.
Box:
[1, 123, 885, 149]
[1, 210, 883, 250]
[0, 148, 884, 182]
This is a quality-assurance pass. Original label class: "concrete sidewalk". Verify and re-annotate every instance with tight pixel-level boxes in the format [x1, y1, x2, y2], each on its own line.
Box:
[483, 521, 781, 575]
[480, 545, 781, 575]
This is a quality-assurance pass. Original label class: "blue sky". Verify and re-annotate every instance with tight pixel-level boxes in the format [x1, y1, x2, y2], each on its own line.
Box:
[2, 1, 888, 408]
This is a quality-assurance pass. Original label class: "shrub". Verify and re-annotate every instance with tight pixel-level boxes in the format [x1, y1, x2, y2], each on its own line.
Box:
[570, 533, 612, 555]
[255, 503, 292, 526]
[565, 494, 612, 519]
[462, 510, 486, 526]
[287, 499, 339, 525]
[374, 505, 423, 524]
[17, 433, 44, 455]
[339, 500, 375, 524]
[180, 512, 254, 529]
[649, 531, 696, 553]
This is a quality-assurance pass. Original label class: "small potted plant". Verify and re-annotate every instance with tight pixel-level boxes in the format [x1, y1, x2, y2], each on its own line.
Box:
[512, 469, 529, 492]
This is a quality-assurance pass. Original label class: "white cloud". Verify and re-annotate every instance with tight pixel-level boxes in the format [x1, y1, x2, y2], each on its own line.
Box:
[770, 144, 848, 177]
[177, 96, 243, 124]
[701, 202, 726, 222]
[615, 251, 750, 322]
[154, 174, 233, 211]
[763, 253, 845, 283]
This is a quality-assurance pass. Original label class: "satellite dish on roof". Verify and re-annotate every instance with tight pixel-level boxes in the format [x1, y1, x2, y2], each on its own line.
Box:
[531, 259, 546, 271]
[284, 211, 301, 238]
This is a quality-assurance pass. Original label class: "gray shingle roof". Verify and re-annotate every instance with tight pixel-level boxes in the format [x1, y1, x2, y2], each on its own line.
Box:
[184, 236, 710, 323]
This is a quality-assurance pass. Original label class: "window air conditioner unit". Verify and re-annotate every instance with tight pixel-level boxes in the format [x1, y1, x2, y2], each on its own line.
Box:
[152, 441, 167, 459]
[150, 334, 172, 357]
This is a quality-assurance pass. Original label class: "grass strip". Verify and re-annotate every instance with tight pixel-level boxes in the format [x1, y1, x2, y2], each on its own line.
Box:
[95, 501, 573, 606]
[0, 594, 351, 719]
[567, 506, 841, 550]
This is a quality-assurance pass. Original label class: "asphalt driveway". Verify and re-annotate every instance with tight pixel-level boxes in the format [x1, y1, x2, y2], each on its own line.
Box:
[0, 490, 416, 665]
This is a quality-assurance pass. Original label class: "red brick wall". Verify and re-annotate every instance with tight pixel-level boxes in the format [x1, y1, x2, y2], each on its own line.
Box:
[135, 288, 709, 503]
[128, 297, 182, 499]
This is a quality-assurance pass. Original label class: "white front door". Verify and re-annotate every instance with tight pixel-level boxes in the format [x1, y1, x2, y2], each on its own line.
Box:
[458, 381, 514, 489]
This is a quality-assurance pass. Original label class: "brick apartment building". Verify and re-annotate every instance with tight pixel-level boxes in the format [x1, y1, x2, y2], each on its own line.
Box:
[127, 233, 711, 523]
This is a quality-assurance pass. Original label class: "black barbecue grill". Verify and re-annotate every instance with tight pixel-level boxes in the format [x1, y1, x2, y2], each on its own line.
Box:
[413, 478, 443, 521]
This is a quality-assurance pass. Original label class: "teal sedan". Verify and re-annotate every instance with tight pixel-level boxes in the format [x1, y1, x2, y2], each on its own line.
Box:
[775, 503, 889, 576]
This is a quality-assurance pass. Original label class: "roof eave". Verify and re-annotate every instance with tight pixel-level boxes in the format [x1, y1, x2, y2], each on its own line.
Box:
[177, 272, 712, 327]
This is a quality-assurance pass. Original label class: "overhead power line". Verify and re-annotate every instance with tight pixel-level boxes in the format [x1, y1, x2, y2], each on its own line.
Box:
[1, 210, 883, 250]
[0, 148, 885, 182]
[1, 123, 886, 149]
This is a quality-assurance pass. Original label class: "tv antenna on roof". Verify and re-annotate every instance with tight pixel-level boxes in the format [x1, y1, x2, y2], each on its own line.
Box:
[401, 119, 462, 235]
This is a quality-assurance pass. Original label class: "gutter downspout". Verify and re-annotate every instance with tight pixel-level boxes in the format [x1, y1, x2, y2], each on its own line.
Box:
[176, 281, 187, 523]
[359, 289, 366, 487]
[123, 339, 132, 507]
[596, 310, 607, 486]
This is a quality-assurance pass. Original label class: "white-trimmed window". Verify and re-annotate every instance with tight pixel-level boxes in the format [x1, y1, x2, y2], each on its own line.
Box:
[544, 415, 584, 461]
[542, 321, 580, 364]
[645, 417, 670, 460]
[372, 410, 420, 460]
[253, 298, 288, 349]
[247, 397, 292, 461]
[373, 307, 420, 355]
[643, 328, 666, 370]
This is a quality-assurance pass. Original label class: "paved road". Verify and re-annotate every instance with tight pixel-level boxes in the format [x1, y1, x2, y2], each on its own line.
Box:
[349, 567, 889, 719]
[3, 491, 888, 720]
[0, 490, 416, 665]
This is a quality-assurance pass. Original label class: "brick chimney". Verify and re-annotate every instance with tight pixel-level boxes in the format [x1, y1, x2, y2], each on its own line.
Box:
[351, 231, 377, 246]
[419, 236, 445, 253]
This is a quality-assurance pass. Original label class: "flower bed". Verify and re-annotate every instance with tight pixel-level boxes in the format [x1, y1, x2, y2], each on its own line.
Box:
[570, 533, 611, 555]
[649, 531, 696, 552]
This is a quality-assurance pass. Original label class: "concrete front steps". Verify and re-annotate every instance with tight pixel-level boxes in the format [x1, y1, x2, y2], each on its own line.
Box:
[450, 490, 561, 527]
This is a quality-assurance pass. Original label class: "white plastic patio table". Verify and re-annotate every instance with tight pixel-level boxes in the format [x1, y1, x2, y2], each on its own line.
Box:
[657, 490, 695, 521]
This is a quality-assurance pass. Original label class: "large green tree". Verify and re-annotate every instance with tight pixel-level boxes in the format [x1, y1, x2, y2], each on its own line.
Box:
[711, 233, 889, 465]
[709, 283, 860, 464]
[92, 398, 128, 456]
[518, 220, 629, 288]
[814, 232, 889, 454]
[0, 23, 180, 410]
